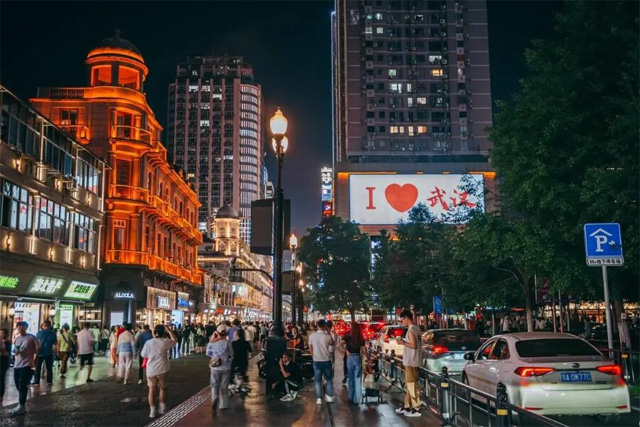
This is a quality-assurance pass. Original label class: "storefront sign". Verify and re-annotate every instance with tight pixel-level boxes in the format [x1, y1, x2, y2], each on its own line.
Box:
[177, 292, 190, 310]
[157, 296, 171, 309]
[114, 292, 135, 300]
[0, 275, 19, 289]
[64, 281, 98, 300]
[27, 275, 65, 295]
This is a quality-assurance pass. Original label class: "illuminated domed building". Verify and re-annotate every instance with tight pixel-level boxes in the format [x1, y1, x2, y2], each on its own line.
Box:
[32, 32, 204, 327]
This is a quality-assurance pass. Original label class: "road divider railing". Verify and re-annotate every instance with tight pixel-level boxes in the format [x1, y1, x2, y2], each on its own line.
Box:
[367, 345, 568, 427]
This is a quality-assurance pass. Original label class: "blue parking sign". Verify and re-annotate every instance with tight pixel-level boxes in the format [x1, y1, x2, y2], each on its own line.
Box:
[583, 223, 624, 267]
[433, 295, 443, 314]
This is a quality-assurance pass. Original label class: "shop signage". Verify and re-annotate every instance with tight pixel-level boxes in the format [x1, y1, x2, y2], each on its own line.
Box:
[0, 275, 19, 289]
[64, 281, 98, 300]
[157, 296, 171, 309]
[27, 275, 65, 295]
[59, 304, 74, 327]
[177, 292, 190, 310]
[114, 292, 135, 300]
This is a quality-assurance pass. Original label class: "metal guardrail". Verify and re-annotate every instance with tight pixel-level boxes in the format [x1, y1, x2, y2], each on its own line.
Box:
[367, 346, 567, 427]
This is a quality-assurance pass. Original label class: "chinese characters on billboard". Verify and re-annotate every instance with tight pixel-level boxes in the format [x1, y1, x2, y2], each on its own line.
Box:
[349, 174, 484, 225]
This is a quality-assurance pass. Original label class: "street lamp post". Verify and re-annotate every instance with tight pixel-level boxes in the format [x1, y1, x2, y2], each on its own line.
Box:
[269, 107, 288, 338]
[298, 277, 304, 325]
[289, 233, 298, 327]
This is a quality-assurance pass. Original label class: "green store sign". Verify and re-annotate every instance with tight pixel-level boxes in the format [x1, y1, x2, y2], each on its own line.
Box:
[0, 275, 19, 289]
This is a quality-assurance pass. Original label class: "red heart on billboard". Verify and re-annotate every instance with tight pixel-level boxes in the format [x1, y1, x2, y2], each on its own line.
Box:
[385, 183, 418, 212]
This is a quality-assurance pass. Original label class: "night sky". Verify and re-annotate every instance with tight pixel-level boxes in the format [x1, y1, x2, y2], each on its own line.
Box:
[1, 1, 558, 234]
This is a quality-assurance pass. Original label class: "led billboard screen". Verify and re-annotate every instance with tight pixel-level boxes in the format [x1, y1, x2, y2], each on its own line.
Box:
[349, 174, 484, 225]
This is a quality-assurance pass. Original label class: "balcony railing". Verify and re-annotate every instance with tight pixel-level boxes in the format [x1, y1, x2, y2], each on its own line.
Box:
[111, 125, 152, 144]
[108, 185, 201, 240]
[105, 249, 203, 285]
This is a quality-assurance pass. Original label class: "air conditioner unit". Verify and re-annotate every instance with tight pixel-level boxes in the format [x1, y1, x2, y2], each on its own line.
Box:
[65, 181, 78, 192]
[440, 19, 446, 24]
[442, 59, 448, 65]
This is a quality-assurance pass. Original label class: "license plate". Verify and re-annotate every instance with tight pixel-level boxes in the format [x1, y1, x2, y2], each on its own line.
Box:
[560, 372, 592, 382]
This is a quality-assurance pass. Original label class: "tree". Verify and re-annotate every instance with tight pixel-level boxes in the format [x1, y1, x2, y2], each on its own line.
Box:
[298, 216, 371, 319]
[489, 1, 639, 309]
[373, 204, 452, 313]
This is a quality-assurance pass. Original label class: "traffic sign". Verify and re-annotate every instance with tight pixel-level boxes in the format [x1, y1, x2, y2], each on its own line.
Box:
[433, 295, 443, 314]
[583, 223, 624, 267]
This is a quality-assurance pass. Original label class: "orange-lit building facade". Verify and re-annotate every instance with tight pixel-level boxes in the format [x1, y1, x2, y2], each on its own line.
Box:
[32, 34, 204, 327]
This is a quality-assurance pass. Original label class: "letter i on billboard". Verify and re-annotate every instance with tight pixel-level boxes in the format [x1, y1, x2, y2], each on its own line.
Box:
[350, 174, 485, 225]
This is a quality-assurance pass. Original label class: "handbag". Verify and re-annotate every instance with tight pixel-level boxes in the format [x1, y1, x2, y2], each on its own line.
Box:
[209, 357, 221, 368]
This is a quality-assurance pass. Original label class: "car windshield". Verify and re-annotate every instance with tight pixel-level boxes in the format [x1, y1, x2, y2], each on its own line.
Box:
[515, 339, 601, 357]
[434, 331, 480, 345]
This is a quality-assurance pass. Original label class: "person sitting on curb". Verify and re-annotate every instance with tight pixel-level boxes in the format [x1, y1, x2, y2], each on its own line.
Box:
[271, 352, 302, 401]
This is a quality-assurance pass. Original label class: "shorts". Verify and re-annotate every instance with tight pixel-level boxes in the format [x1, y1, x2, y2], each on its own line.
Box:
[79, 353, 94, 366]
[147, 372, 168, 388]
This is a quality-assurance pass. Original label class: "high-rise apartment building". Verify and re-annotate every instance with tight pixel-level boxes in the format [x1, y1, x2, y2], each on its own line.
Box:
[332, 0, 495, 231]
[167, 56, 264, 242]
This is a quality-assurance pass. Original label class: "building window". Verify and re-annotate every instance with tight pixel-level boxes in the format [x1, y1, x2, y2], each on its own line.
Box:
[118, 66, 139, 90]
[417, 97, 427, 105]
[76, 152, 101, 194]
[189, 85, 199, 93]
[431, 69, 444, 77]
[388, 69, 397, 77]
[0, 180, 32, 233]
[390, 126, 398, 134]
[389, 83, 403, 93]
[115, 160, 130, 185]
[38, 197, 68, 245]
[365, 27, 373, 34]
[376, 27, 384, 34]
[374, 12, 383, 20]
[1, 94, 41, 158]
[60, 109, 78, 125]
[417, 126, 428, 134]
[91, 65, 111, 86]
[43, 127, 74, 176]
[407, 98, 414, 107]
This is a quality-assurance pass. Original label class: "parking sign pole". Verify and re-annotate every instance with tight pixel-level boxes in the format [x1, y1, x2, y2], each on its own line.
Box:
[601, 266, 614, 358]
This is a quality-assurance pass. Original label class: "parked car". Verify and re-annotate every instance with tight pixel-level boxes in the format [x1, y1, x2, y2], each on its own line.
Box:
[374, 325, 408, 356]
[361, 322, 385, 341]
[422, 329, 482, 374]
[461, 332, 630, 419]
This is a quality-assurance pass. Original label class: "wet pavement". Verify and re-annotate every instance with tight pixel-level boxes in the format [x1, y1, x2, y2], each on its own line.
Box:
[160, 351, 439, 427]
[1, 352, 211, 426]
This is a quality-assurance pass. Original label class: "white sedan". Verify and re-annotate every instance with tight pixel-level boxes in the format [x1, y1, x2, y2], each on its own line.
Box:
[461, 332, 630, 417]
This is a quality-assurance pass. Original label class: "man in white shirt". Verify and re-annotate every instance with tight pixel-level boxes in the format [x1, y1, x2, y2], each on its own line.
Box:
[395, 310, 422, 418]
[141, 325, 177, 419]
[76, 323, 95, 383]
[308, 319, 335, 405]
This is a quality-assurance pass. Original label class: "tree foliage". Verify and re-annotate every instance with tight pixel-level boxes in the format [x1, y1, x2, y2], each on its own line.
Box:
[298, 216, 371, 318]
[490, 0, 639, 300]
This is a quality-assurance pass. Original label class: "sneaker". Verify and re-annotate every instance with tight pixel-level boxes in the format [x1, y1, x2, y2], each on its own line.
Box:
[290, 391, 298, 400]
[123, 380, 128, 385]
[395, 407, 410, 414]
[325, 395, 335, 403]
[149, 407, 157, 419]
[138, 379, 143, 385]
[280, 393, 294, 402]
[404, 408, 422, 418]
[86, 378, 94, 383]
[10, 405, 26, 416]
[159, 403, 167, 415]
[316, 398, 322, 405]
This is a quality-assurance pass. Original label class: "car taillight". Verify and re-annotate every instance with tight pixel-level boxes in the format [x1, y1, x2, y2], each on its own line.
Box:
[514, 367, 555, 377]
[597, 365, 622, 376]
[433, 345, 449, 356]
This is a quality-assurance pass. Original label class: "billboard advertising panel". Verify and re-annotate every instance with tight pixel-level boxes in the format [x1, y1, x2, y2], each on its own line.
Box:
[350, 174, 484, 225]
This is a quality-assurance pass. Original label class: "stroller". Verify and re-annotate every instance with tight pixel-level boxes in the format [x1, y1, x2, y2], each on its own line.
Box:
[362, 352, 382, 404]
